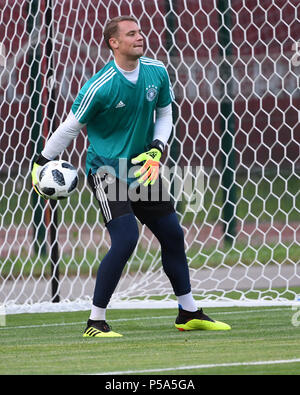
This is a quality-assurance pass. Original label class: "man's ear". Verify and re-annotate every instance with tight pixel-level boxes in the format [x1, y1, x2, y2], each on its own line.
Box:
[109, 37, 119, 50]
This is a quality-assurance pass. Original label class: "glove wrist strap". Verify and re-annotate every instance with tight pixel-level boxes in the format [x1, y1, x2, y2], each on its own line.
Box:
[34, 154, 51, 166]
[149, 139, 164, 154]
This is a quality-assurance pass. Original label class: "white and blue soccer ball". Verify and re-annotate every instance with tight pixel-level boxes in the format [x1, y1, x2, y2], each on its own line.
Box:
[38, 160, 78, 200]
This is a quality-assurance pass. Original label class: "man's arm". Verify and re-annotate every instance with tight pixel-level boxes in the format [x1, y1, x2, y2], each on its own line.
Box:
[31, 111, 84, 197]
[40, 111, 84, 161]
[131, 104, 172, 186]
[152, 103, 173, 150]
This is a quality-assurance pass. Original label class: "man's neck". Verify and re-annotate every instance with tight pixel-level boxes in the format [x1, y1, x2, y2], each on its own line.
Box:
[114, 59, 140, 84]
[114, 55, 140, 71]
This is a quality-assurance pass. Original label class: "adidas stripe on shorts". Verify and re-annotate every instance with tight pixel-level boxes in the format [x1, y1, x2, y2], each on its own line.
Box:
[87, 170, 175, 225]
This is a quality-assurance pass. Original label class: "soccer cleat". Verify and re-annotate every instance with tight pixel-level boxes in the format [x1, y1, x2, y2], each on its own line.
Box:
[175, 308, 231, 331]
[83, 319, 123, 338]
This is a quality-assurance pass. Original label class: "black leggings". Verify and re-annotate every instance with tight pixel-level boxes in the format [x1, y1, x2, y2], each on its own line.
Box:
[93, 212, 191, 308]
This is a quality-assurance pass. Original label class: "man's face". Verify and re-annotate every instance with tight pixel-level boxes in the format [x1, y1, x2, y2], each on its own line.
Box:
[110, 21, 144, 59]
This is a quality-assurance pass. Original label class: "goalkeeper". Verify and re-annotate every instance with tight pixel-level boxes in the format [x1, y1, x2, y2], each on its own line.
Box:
[32, 16, 231, 337]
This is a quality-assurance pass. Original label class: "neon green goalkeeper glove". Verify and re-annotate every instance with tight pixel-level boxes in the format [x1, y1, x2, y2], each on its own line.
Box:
[131, 140, 164, 186]
[31, 154, 50, 199]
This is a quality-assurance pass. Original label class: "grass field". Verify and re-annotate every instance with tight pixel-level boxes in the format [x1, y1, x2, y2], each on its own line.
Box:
[1, 306, 300, 375]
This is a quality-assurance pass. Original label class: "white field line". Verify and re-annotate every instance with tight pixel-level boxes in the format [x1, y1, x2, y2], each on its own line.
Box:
[0, 307, 290, 331]
[1, 307, 297, 375]
[93, 358, 300, 375]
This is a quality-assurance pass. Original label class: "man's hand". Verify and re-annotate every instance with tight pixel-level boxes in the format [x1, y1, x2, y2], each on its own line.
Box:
[131, 148, 162, 186]
[31, 155, 50, 198]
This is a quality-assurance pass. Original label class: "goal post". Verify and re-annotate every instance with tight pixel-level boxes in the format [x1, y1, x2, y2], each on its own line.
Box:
[1, 0, 299, 314]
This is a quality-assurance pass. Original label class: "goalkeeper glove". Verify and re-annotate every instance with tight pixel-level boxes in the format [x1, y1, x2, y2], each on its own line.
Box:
[31, 154, 50, 199]
[131, 140, 164, 186]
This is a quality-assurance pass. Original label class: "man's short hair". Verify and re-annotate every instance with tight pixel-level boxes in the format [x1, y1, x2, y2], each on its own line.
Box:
[103, 16, 138, 50]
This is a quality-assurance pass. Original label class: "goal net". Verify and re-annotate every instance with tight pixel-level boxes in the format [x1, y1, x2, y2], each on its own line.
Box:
[1, 0, 299, 314]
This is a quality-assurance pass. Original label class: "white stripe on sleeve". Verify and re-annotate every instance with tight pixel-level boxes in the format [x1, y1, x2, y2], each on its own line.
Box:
[74, 68, 116, 122]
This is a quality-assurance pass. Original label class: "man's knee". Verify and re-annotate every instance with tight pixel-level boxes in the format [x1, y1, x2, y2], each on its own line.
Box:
[107, 214, 139, 255]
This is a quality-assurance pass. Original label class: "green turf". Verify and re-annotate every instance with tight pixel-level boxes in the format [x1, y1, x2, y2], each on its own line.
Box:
[1, 306, 300, 375]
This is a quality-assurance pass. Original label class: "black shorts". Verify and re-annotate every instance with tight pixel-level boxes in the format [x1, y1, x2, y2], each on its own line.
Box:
[87, 170, 175, 225]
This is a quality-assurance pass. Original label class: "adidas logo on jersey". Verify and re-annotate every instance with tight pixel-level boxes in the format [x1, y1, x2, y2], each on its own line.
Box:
[115, 101, 126, 108]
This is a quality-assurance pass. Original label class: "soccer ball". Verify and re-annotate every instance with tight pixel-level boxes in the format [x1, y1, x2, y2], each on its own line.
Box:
[38, 160, 78, 200]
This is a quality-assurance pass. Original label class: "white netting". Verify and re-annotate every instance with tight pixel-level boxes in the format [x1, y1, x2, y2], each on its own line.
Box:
[1, 0, 299, 314]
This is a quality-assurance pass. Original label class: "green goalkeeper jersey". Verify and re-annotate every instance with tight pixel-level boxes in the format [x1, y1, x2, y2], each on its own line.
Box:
[71, 56, 174, 183]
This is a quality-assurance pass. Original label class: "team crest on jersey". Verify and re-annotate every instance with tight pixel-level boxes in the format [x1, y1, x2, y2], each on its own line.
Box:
[146, 85, 158, 101]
